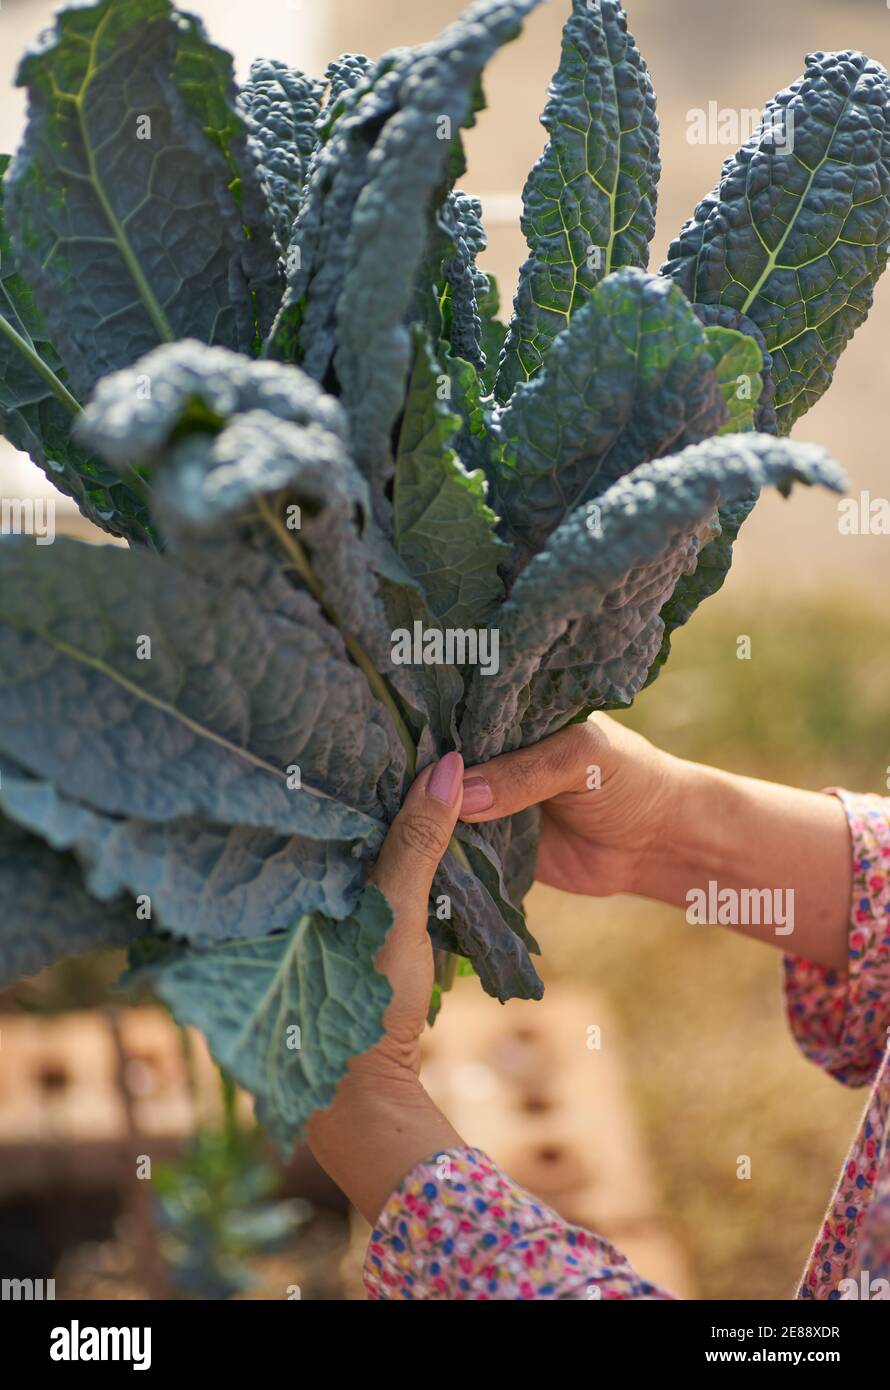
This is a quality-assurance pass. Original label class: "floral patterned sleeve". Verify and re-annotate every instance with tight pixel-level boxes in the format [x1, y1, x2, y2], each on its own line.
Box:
[362, 1146, 674, 1300]
[784, 790, 890, 1087]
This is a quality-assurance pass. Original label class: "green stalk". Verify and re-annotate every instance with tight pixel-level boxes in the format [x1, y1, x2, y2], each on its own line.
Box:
[447, 832, 472, 872]
[0, 304, 153, 514]
[0, 313, 82, 415]
[433, 950, 458, 991]
[218, 1064, 240, 1154]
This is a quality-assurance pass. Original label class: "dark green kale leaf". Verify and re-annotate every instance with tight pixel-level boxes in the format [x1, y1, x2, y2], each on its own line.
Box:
[0, 536, 405, 823]
[643, 493, 759, 691]
[7, 0, 281, 398]
[438, 190, 494, 372]
[0, 814, 143, 988]
[332, 0, 545, 500]
[461, 435, 846, 762]
[0, 754, 381, 947]
[139, 886, 395, 1148]
[76, 340, 456, 755]
[323, 54, 374, 112]
[267, 0, 544, 491]
[497, 0, 660, 401]
[661, 51, 890, 433]
[239, 59, 325, 258]
[431, 825, 543, 1002]
[393, 329, 505, 629]
[264, 53, 407, 373]
[0, 155, 155, 546]
[491, 270, 727, 569]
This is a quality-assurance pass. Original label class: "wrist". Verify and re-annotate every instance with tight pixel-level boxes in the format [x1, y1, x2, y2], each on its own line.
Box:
[624, 748, 701, 899]
[307, 1061, 462, 1224]
[628, 752, 749, 903]
[627, 755, 852, 970]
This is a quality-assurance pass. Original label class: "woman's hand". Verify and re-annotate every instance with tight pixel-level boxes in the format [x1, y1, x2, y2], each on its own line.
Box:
[461, 713, 852, 971]
[459, 713, 678, 898]
[307, 753, 466, 1222]
[363, 750, 465, 1080]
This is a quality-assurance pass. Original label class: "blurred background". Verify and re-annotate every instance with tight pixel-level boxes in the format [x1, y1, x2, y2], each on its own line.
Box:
[0, 0, 887, 1301]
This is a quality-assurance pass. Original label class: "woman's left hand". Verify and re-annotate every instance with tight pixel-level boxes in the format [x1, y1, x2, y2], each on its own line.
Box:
[306, 752, 466, 1220]
[363, 749, 465, 1081]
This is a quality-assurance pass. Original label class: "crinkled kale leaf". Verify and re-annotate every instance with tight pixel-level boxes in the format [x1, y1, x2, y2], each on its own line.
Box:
[661, 50, 890, 433]
[490, 270, 728, 570]
[496, 0, 660, 400]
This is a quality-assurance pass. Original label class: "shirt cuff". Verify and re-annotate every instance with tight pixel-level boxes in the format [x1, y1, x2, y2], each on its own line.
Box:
[784, 789, 890, 1086]
[363, 1144, 673, 1300]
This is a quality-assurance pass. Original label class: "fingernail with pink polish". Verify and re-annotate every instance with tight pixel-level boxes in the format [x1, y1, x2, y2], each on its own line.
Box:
[461, 776, 493, 814]
[427, 750, 465, 806]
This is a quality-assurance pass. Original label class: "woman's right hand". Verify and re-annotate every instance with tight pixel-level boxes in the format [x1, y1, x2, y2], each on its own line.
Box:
[459, 713, 679, 899]
[460, 714, 852, 972]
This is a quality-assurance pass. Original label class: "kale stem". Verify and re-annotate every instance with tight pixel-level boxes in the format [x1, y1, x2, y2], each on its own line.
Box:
[257, 495, 472, 877]
[0, 314, 153, 512]
[257, 495, 417, 776]
[0, 314, 81, 414]
[448, 834, 472, 872]
[433, 948, 458, 992]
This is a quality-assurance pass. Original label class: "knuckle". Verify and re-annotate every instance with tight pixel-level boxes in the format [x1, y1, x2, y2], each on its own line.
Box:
[583, 712, 613, 750]
[395, 812, 450, 864]
[508, 730, 577, 796]
[571, 718, 608, 769]
[509, 752, 543, 798]
[538, 730, 578, 780]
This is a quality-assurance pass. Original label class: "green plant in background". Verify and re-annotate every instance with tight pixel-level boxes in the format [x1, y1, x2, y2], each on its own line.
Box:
[0, 0, 886, 1145]
[153, 1066, 306, 1299]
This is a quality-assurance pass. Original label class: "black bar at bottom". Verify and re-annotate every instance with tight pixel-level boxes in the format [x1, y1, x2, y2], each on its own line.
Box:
[0, 1294, 876, 1376]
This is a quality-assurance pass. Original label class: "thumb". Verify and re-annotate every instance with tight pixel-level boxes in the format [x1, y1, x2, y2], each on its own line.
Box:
[459, 722, 600, 823]
[371, 751, 464, 933]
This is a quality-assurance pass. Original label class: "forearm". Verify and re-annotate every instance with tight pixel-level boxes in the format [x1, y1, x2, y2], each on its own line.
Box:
[632, 756, 852, 971]
[307, 1064, 462, 1225]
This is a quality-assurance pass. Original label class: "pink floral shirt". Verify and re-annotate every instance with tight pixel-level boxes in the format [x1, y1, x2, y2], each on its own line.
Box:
[363, 790, 890, 1300]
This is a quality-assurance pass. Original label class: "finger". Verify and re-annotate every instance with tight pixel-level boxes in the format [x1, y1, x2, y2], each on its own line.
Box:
[460, 720, 603, 823]
[371, 750, 464, 937]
